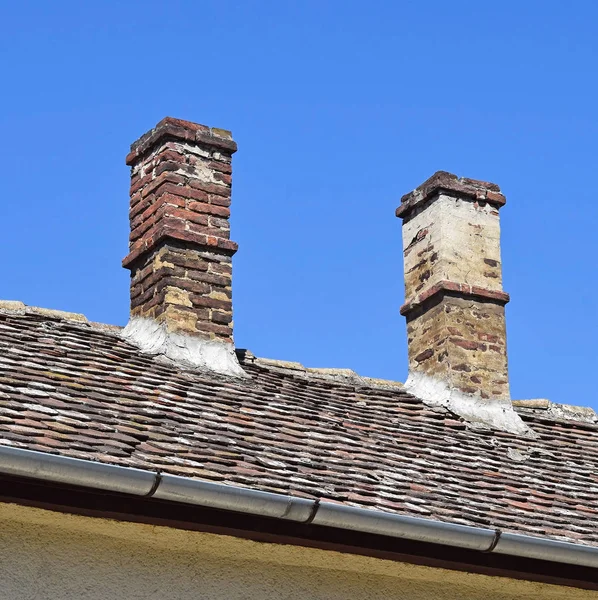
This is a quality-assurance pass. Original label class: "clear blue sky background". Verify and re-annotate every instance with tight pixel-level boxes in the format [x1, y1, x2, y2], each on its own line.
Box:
[1, 1, 596, 408]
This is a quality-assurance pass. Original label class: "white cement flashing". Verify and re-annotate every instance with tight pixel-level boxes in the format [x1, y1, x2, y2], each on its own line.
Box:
[405, 371, 531, 435]
[122, 317, 246, 378]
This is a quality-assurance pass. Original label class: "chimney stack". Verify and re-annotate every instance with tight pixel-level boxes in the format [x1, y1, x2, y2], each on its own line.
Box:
[397, 172, 526, 433]
[121, 117, 244, 375]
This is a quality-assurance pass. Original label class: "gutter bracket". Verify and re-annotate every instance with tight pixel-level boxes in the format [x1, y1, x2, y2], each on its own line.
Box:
[484, 529, 502, 553]
[145, 471, 162, 498]
[303, 498, 320, 524]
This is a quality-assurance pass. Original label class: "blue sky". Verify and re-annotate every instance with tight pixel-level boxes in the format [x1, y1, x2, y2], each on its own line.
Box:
[1, 1, 596, 408]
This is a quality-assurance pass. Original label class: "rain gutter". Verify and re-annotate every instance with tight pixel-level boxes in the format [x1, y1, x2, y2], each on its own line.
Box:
[0, 445, 596, 569]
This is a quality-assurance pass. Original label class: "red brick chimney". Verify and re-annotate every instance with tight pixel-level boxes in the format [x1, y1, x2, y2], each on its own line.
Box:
[121, 117, 244, 375]
[396, 172, 527, 433]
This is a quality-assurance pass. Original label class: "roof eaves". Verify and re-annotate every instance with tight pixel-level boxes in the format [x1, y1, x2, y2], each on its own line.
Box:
[0, 444, 597, 570]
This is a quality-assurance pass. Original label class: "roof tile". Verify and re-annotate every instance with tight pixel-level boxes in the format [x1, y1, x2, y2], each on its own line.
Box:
[0, 310, 597, 547]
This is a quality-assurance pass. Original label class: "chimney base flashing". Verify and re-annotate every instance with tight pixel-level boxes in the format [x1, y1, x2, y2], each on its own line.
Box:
[122, 316, 247, 378]
[405, 371, 533, 436]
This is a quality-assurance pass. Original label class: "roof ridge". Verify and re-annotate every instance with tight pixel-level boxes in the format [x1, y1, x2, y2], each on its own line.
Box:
[0, 300, 123, 334]
[237, 349, 404, 389]
[513, 398, 597, 425]
[1, 306, 593, 421]
[0, 300, 88, 324]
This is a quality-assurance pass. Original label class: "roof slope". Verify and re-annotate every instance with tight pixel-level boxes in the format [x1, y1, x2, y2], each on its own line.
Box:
[1, 307, 597, 547]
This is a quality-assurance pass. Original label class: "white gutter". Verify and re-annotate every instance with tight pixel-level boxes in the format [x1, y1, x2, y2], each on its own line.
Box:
[0, 445, 596, 569]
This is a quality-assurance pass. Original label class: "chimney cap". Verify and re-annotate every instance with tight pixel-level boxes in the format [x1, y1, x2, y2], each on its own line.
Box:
[396, 171, 506, 219]
[126, 116, 237, 166]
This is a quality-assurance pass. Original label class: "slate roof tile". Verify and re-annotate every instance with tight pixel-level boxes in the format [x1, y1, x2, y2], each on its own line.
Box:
[0, 309, 597, 547]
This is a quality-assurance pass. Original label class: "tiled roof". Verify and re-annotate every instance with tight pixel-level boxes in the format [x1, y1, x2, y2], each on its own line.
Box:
[1, 304, 597, 547]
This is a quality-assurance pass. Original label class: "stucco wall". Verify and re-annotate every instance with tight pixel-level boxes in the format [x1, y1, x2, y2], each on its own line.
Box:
[0, 502, 594, 600]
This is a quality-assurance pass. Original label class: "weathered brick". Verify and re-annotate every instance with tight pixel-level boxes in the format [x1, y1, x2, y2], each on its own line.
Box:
[209, 161, 232, 174]
[208, 216, 230, 230]
[159, 182, 209, 202]
[208, 261, 232, 275]
[213, 172, 232, 185]
[155, 276, 211, 296]
[188, 201, 230, 218]
[141, 172, 186, 198]
[450, 338, 479, 351]
[130, 193, 186, 228]
[161, 250, 209, 272]
[212, 310, 233, 325]
[190, 295, 231, 311]
[123, 117, 237, 341]
[162, 206, 209, 227]
[208, 194, 232, 208]
[186, 270, 231, 287]
[195, 321, 232, 339]
[399, 172, 510, 400]
[188, 180, 230, 197]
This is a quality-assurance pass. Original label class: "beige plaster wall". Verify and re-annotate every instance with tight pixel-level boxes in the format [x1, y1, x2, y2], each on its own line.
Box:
[0, 502, 595, 600]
